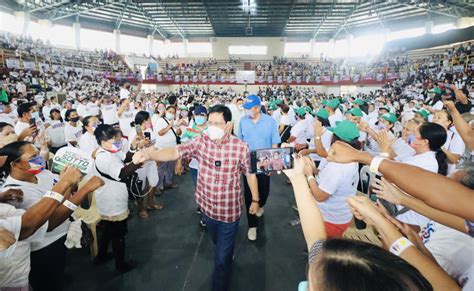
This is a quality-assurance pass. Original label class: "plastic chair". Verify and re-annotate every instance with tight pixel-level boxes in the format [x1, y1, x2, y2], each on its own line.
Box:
[342, 222, 382, 247]
[74, 192, 101, 260]
[359, 165, 375, 195]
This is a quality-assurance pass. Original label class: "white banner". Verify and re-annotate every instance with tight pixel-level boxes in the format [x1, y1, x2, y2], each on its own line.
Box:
[23, 61, 36, 70]
[6, 59, 20, 69]
[236, 70, 256, 84]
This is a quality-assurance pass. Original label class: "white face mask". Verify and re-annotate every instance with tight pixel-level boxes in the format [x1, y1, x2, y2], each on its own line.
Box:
[206, 125, 225, 140]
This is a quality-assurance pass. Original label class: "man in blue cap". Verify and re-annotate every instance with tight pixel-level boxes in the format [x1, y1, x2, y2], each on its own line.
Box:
[238, 95, 281, 241]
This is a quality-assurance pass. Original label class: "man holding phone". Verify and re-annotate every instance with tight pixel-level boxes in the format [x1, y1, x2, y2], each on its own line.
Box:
[139, 105, 260, 291]
[238, 95, 281, 241]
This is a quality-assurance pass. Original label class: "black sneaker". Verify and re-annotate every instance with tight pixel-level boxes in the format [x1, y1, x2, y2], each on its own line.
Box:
[93, 253, 113, 265]
[196, 207, 202, 215]
[200, 219, 206, 227]
[116, 260, 137, 273]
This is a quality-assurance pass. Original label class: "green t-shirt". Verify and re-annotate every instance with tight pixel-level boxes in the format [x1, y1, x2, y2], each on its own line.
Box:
[181, 124, 207, 142]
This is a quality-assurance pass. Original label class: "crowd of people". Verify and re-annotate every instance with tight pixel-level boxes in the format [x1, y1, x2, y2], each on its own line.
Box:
[0, 34, 473, 291]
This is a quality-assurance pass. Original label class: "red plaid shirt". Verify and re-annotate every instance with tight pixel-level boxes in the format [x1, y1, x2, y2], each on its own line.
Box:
[177, 133, 251, 223]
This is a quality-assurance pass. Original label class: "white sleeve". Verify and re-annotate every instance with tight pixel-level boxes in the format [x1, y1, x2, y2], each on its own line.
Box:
[291, 122, 304, 137]
[449, 133, 466, 156]
[316, 162, 341, 195]
[64, 125, 75, 142]
[0, 216, 22, 259]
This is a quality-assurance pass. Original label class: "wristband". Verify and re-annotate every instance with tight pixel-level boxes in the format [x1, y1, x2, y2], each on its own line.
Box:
[379, 152, 390, 158]
[62, 200, 78, 211]
[251, 199, 259, 203]
[315, 136, 321, 140]
[307, 175, 316, 183]
[44, 191, 64, 203]
[369, 156, 385, 174]
[389, 237, 414, 256]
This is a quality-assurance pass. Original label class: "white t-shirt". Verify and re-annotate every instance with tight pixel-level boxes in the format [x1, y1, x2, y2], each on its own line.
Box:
[316, 161, 359, 224]
[445, 127, 466, 174]
[118, 108, 136, 137]
[272, 109, 282, 125]
[101, 104, 119, 125]
[120, 88, 130, 100]
[64, 122, 83, 146]
[87, 101, 101, 117]
[152, 116, 177, 149]
[420, 221, 474, 290]
[46, 120, 66, 147]
[290, 119, 308, 144]
[0, 204, 48, 288]
[93, 149, 129, 217]
[305, 114, 315, 139]
[328, 113, 343, 128]
[2, 171, 70, 251]
[308, 129, 333, 162]
[76, 103, 90, 118]
[78, 132, 98, 157]
[14, 120, 30, 136]
[280, 114, 291, 126]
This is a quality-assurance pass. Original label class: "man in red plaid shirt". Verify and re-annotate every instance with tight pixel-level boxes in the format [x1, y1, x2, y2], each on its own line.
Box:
[141, 105, 260, 291]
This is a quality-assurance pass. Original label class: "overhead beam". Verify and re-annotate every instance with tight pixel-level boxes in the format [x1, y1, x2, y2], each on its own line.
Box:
[311, 3, 335, 40]
[156, 1, 185, 39]
[400, 3, 460, 18]
[333, 3, 359, 39]
[134, 2, 167, 39]
[115, 1, 129, 30]
[51, 2, 114, 21]
[27, 0, 69, 13]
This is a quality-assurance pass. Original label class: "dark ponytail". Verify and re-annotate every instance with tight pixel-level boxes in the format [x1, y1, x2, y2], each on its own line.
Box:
[435, 149, 448, 176]
[419, 122, 448, 176]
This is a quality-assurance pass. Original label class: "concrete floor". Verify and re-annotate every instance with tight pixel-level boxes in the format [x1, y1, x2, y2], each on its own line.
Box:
[64, 172, 308, 291]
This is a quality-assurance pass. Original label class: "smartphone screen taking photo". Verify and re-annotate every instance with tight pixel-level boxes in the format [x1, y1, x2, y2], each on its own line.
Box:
[250, 147, 294, 174]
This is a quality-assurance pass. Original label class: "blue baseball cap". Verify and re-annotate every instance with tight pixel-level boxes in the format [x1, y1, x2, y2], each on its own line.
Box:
[194, 105, 208, 116]
[243, 95, 261, 109]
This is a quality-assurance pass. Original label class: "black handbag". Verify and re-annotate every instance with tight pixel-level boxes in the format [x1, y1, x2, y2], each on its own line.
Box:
[80, 220, 94, 248]
[163, 117, 181, 144]
[94, 153, 144, 201]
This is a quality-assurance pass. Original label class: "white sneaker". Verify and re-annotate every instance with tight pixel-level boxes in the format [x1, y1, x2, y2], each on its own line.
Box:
[256, 207, 265, 217]
[247, 227, 257, 241]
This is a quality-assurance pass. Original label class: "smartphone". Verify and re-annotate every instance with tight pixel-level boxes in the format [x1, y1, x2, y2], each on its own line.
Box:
[250, 147, 294, 174]
[135, 125, 143, 136]
[29, 117, 36, 127]
[144, 132, 151, 139]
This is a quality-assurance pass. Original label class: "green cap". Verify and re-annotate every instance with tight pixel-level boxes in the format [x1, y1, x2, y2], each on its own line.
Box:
[321, 99, 329, 106]
[326, 99, 340, 109]
[381, 113, 397, 123]
[434, 87, 442, 95]
[328, 120, 360, 142]
[268, 103, 277, 111]
[379, 106, 390, 113]
[354, 99, 365, 106]
[415, 108, 430, 119]
[295, 107, 307, 117]
[304, 106, 313, 113]
[315, 108, 329, 120]
[275, 99, 283, 105]
[348, 107, 363, 117]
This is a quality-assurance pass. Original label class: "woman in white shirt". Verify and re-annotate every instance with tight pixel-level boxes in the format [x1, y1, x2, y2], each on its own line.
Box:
[153, 106, 180, 190]
[46, 108, 66, 154]
[78, 115, 100, 157]
[117, 99, 136, 138]
[288, 108, 308, 152]
[0, 142, 90, 291]
[304, 120, 360, 238]
[300, 108, 332, 168]
[396, 122, 448, 228]
[64, 109, 83, 147]
[432, 110, 466, 174]
[128, 111, 162, 218]
[92, 124, 144, 273]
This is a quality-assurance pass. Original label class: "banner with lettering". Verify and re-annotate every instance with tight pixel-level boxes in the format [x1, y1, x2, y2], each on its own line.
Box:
[192, 75, 198, 82]
[51, 147, 94, 176]
[268, 75, 273, 83]
[277, 75, 283, 83]
[23, 61, 36, 70]
[376, 73, 384, 81]
[6, 59, 20, 69]
[183, 75, 189, 82]
[211, 75, 217, 83]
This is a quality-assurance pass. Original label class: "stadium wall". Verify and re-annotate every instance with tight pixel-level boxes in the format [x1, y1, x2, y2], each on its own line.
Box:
[210, 37, 286, 60]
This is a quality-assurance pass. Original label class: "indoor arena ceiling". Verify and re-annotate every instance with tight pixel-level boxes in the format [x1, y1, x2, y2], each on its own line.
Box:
[2, 0, 474, 40]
